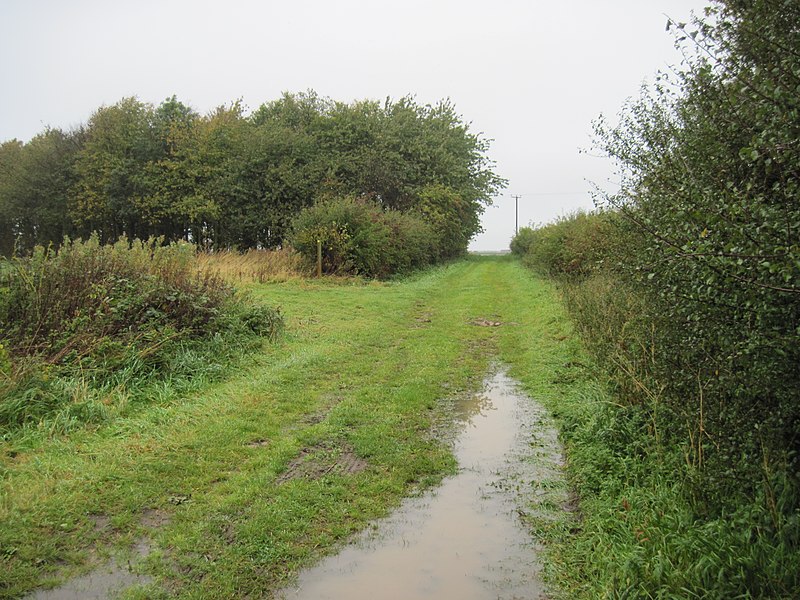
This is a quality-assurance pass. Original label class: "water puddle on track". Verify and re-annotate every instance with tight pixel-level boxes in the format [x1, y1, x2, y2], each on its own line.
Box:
[280, 367, 565, 600]
[26, 539, 152, 600]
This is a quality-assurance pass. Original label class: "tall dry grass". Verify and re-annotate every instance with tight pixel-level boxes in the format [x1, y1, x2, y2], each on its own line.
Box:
[197, 248, 308, 283]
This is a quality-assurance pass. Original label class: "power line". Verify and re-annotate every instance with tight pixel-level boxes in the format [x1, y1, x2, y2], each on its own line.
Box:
[501, 191, 587, 197]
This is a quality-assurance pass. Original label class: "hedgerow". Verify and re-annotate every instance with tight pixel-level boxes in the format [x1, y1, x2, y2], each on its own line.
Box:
[512, 1, 800, 595]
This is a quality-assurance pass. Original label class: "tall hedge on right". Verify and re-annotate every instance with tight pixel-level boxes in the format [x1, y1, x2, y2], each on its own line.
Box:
[593, 0, 800, 505]
[514, 1, 800, 596]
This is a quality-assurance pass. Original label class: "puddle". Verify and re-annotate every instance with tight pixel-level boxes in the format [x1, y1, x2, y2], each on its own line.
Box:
[27, 539, 153, 600]
[279, 368, 565, 600]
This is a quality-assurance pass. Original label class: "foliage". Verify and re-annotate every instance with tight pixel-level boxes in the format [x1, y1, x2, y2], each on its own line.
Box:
[591, 0, 800, 504]
[71, 97, 160, 240]
[412, 184, 476, 260]
[0, 92, 504, 259]
[510, 210, 622, 277]
[509, 226, 536, 256]
[516, 211, 800, 596]
[513, 1, 800, 595]
[549, 384, 800, 599]
[0, 129, 83, 255]
[0, 235, 283, 429]
[290, 196, 434, 278]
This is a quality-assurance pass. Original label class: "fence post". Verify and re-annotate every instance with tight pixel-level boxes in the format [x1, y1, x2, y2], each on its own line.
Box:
[316, 239, 322, 278]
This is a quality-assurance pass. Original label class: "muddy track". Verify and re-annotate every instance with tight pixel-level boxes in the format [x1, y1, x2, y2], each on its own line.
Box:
[279, 368, 566, 600]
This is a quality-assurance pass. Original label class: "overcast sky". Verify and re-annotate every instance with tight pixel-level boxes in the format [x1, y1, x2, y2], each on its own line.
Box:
[0, 0, 709, 250]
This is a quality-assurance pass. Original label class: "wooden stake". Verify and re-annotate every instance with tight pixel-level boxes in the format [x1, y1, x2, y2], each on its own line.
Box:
[316, 239, 322, 278]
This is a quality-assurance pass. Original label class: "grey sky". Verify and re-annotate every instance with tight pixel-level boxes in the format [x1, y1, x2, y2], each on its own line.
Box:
[0, 0, 709, 250]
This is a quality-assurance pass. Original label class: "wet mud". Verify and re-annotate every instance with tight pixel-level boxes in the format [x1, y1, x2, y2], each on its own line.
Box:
[280, 368, 565, 600]
[27, 538, 152, 600]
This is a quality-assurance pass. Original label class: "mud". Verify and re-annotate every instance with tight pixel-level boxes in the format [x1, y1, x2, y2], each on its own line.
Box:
[26, 539, 152, 600]
[279, 368, 565, 600]
[276, 442, 369, 485]
[246, 438, 271, 448]
[24, 507, 171, 600]
[140, 508, 171, 529]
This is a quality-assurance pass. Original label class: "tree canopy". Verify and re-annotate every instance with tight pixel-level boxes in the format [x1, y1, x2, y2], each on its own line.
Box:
[0, 92, 505, 256]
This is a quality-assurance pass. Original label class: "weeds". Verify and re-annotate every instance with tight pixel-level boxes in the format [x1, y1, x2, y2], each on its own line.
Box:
[549, 388, 800, 598]
[0, 235, 283, 432]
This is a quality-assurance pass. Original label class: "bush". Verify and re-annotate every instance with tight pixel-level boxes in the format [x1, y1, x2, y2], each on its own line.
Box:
[511, 210, 621, 278]
[412, 184, 474, 260]
[509, 226, 536, 256]
[0, 235, 283, 429]
[516, 2, 800, 595]
[290, 196, 434, 278]
[589, 0, 800, 519]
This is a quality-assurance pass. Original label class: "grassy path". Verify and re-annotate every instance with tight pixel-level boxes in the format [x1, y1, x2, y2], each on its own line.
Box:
[1, 257, 585, 599]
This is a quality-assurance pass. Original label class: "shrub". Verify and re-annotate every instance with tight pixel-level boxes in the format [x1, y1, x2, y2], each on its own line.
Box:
[512, 210, 621, 278]
[517, 1, 800, 595]
[412, 184, 474, 260]
[589, 0, 800, 518]
[290, 196, 434, 278]
[2, 236, 220, 360]
[509, 226, 536, 256]
[526, 218, 800, 596]
[0, 235, 283, 429]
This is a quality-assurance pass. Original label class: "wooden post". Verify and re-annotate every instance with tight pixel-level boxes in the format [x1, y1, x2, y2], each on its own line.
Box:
[316, 239, 322, 278]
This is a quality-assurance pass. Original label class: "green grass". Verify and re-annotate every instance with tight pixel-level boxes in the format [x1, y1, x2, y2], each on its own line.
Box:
[0, 256, 589, 599]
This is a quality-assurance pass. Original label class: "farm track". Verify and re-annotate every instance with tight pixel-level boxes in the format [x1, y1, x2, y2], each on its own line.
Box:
[1, 256, 582, 599]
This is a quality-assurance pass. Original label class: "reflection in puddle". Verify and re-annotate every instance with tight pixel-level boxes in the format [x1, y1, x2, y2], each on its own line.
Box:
[27, 539, 152, 600]
[281, 368, 564, 599]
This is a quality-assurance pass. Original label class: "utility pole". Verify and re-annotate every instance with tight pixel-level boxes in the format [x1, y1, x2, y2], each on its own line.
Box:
[511, 195, 522, 235]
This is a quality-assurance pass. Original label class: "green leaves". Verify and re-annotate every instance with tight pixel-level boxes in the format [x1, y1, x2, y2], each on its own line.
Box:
[0, 92, 502, 256]
[290, 195, 435, 278]
[557, 2, 800, 593]
[0, 235, 283, 428]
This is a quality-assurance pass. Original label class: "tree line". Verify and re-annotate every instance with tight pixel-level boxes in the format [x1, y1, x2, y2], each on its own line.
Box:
[0, 92, 504, 257]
